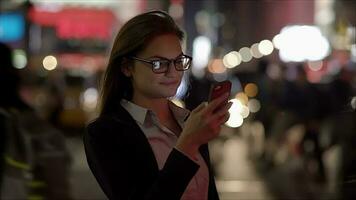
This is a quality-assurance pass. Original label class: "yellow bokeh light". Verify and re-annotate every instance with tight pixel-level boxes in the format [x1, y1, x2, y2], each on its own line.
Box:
[244, 83, 258, 97]
[235, 92, 248, 105]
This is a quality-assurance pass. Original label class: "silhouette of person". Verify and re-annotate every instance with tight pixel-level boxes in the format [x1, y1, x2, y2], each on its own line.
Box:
[0, 42, 71, 199]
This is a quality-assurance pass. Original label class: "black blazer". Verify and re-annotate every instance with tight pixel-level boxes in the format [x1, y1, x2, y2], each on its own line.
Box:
[84, 104, 220, 200]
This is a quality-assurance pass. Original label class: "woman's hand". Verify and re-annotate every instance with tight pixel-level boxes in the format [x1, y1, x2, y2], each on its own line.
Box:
[176, 93, 232, 158]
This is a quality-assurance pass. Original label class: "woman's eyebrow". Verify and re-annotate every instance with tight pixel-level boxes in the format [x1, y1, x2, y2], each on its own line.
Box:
[147, 53, 184, 60]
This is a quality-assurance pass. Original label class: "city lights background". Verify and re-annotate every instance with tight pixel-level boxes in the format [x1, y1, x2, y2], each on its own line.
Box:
[1, 0, 356, 199]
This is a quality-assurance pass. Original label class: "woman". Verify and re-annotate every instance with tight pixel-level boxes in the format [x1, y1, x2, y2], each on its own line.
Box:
[84, 10, 231, 200]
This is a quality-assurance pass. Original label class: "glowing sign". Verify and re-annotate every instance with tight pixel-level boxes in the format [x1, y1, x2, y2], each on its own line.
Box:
[29, 7, 116, 40]
[0, 13, 25, 42]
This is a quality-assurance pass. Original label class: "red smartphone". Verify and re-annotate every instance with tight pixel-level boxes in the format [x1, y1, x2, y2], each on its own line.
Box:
[208, 80, 232, 103]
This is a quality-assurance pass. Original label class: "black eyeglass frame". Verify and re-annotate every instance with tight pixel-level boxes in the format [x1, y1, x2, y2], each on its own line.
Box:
[129, 55, 192, 74]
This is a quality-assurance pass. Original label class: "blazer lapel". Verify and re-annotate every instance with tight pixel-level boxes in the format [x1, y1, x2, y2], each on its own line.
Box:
[108, 105, 160, 174]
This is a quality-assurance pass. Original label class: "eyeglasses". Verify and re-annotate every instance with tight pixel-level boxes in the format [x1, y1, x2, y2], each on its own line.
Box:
[129, 55, 192, 74]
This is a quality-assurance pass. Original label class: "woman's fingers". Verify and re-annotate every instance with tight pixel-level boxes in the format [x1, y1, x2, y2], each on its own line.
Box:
[217, 113, 230, 125]
[216, 101, 232, 116]
[210, 102, 232, 122]
[192, 101, 208, 113]
[181, 98, 232, 147]
[202, 93, 230, 115]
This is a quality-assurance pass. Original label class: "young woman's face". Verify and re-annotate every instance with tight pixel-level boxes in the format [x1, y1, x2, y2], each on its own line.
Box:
[127, 34, 184, 100]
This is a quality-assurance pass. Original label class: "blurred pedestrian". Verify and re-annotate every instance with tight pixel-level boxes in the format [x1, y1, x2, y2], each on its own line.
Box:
[327, 67, 356, 199]
[253, 59, 275, 138]
[0, 41, 30, 199]
[84, 10, 231, 200]
[0, 42, 72, 199]
[0, 109, 5, 197]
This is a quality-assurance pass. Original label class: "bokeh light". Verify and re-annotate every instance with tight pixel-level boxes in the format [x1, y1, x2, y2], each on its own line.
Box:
[235, 92, 248, 105]
[247, 99, 261, 113]
[192, 36, 211, 78]
[43, 55, 57, 71]
[277, 25, 330, 62]
[223, 51, 242, 68]
[258, 40, 274, 55]
[250, 43, 263, 58]
[81, 87, 98, 112]
[225, 113, 243, 128]
[266, 64, 282, 80]
[212, 71, 228, 82]
[195, 10, 210, 34]
[240, 105, 250, 118]
[13, 49, 27, 69]
[168, 3, 184, 19]
[211, 12, 225, 28]
[208, 59, 226, 74]
[239, 47, 252, 62]
[226, 99, 244, 128]
[272, 34, 282, 49]
[244, 83, 258, 97]
[307, 60, 323, 71]
[351, 96, 356, 110]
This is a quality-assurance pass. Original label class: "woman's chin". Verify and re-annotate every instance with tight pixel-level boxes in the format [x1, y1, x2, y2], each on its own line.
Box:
[160, 85, 178, 96]
[163, 91, 177, 98]
[157, 89, 178, 98]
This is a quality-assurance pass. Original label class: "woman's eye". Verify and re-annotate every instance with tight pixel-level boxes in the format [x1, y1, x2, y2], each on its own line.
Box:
[153, 61, 161, 69]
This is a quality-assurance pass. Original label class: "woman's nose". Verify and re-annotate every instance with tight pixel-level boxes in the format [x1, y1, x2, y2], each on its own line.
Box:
[165, 61, 179, 76]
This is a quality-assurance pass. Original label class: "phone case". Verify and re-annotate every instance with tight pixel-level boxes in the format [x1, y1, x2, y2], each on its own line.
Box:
[208, 80, 232, 102]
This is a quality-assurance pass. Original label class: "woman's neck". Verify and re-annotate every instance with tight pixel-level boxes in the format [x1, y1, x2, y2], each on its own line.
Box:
[131, 94, 171, 119]
[130, 93, 182, 135]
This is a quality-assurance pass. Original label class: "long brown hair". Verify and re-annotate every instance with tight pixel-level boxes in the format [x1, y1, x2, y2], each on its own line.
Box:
[99, 10, 184, 116]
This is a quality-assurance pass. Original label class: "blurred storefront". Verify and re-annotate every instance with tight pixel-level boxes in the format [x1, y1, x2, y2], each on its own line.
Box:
[1, 0, 139, 132]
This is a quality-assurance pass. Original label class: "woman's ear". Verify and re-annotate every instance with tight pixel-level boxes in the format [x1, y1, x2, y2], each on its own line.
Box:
[121, 58, 132, 77]
[121, 66, 131, 77]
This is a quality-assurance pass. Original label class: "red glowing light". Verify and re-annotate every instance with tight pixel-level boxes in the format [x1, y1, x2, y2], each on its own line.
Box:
[29, 7, 117, 40]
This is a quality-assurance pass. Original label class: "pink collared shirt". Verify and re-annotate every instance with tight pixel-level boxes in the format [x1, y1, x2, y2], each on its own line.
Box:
[121, 99, 209, 200]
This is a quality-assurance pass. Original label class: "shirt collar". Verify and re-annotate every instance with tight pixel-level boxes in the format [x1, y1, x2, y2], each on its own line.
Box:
[120, 99, 148, 125]
[120, 99, 190, 127]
